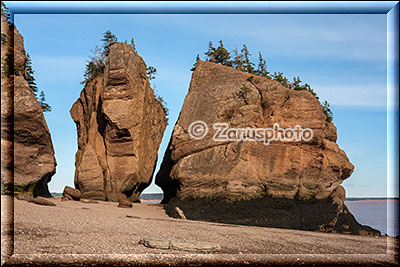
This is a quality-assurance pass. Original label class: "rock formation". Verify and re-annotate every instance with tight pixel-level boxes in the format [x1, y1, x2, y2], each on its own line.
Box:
[1, 16, 56, 197]
[63, 186, 81, 201]
[156, 61, 379, 235]
[70, 43, 167, 202]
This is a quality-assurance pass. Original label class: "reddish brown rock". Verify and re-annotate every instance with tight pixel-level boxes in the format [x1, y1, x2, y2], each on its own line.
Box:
[29, 197, 56, 206]
[16, 194, 33, 202]
[1, 16, 56, 197]
[63, 186, 81, 200]
[156, 61, 378, 235]
[118, 200, 133, 208]
[70, 43, 167, 202]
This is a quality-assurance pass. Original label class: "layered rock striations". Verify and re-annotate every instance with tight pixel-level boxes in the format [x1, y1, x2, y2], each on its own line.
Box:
[156, 61, 379, 235]
[1, 16, 57, 197]
[70, 43, 167, 202]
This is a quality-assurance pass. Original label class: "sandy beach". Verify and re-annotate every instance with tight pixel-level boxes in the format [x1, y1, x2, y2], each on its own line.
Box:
[1, 195, 398, 266]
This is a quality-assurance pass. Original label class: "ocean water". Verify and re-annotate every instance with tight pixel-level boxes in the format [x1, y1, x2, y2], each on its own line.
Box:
[345, 200, 399, 237]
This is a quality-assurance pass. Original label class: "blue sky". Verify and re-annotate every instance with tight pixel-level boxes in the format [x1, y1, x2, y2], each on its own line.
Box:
[6, 3, 396, 197]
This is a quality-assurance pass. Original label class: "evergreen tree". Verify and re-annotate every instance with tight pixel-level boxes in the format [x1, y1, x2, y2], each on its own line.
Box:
[322, 100, 333, 122]
[232, 45, 244, 71]
[214, 40, 231, 66]
[38, 91, 52, 113]
[204, 41, 216, 62]
[146, 66, 157, 80]
[81, 60, 104, 85]
[25, 53, 38, 96]
[241, 45, 255, 73]
[1, 2, 10, 21]
[130, 38, 136, 51]
[272, 72, 289, 87]
[292, 76, 301, 89]
[101, 30, 118, 57]
[191, 54, 200, 71]
[256, 52, 269, 77]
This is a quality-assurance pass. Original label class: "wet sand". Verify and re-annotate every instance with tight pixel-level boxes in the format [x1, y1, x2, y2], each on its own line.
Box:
[1, 195, 398, 266]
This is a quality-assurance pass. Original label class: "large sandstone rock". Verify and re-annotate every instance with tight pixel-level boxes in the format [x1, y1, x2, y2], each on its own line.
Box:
[156, 61, 378, 235]
[63, 186, 81, 200]
[1, 16, 56, 197]
[70, 43, 167, 202]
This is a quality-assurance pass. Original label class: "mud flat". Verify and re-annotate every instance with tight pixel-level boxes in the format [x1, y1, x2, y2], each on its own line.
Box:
[1, 195, 398, 266]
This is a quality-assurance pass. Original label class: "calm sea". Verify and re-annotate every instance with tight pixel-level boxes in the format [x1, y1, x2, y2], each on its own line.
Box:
[345, 199, 399, 237]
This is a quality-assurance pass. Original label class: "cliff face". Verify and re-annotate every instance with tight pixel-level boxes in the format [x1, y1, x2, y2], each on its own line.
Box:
[1, 17, 57, 197]
[156, 61, 379, 235]
[70, 43, 167, 202]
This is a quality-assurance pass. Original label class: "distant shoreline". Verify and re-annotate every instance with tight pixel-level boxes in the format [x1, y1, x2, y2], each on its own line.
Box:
[345, 197, 399, 201]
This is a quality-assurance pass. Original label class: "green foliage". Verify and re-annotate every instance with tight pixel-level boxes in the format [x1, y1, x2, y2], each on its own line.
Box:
[240, 84, 251, 92]
[38, 91, 52, 112]
[81, 31, 144, 85]
[25, 53, 38, 95]
[190, 54, 200, 71]
[130, 38, 136, 51]
[272, 72, 289, 87]
[322, 100, 333, 122]
[1, 2, 10, 21]
[241, 45, 255, 74]
[204, 40, 232, 65]
[214, 40, 232, 65]
[146, 66, 157, 80]
[23, 54, 51, 112]
[204, 41, 216, 62]
[197, 40, 334, 121]
[292, 76, 302, 90]
[256, 52, 270, 78]
[101, 30, 118, 57]
[81, 31, 116, 85]
[82, 59, 104, 85]
[231, 45, 244, 71]
[155, 95, 169, 124]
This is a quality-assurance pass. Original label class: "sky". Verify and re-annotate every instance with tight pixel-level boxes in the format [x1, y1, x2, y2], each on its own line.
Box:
[6, 2, 397, 197]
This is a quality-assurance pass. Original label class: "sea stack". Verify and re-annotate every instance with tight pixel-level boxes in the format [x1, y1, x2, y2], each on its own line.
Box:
[70, 43, 167, 202]
[156, 61, 379, 235]
[1, 15, 57, 197]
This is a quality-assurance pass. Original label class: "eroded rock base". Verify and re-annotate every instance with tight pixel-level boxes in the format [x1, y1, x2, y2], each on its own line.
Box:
[165, 196, 381, 236]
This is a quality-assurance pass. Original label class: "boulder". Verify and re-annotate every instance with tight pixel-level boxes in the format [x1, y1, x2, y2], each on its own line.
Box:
[16, 194, 33, 202]
[63, 186, 81, 200]
[29, 197, 56, 206]
[156, 61, 378, 235]
[168, 206, 186, 220]
[1, 16, 56, 197]
[118, 200, 133, 208]
[70, 43, 167, 202]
